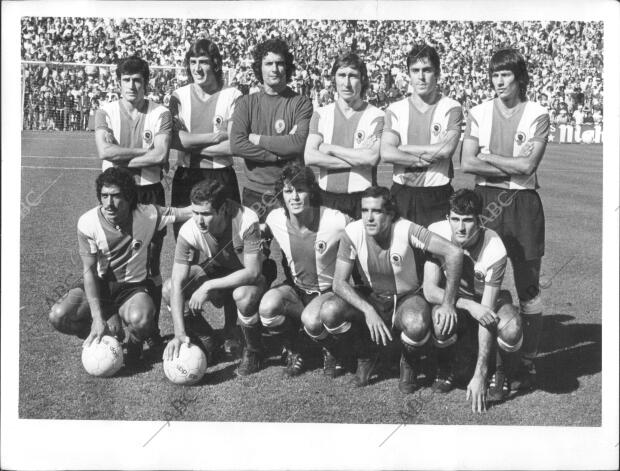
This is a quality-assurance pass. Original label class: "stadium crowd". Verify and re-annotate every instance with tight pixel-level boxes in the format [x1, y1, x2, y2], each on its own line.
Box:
[21, 17, 604, 131]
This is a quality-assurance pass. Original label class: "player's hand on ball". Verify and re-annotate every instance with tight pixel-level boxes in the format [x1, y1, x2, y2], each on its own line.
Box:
[466, 374, 487, 413]
[84, 317, 108, 348]
[364, 308, 392, 346]
[164, 334, 191, 361]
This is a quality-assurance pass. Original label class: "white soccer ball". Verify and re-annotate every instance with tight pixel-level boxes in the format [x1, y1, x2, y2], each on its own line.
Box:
[81, 335, 124, 377]
[163, 343, 207, 385]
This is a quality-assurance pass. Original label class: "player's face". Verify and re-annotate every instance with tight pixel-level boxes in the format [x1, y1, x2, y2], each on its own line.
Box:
[191, 202, 227, 236]
[189, 55, 218, 89]
[100, 184, 131, 226]
[448, 211, 481, 248]
[335, 66, 363, 103]
[261, 52, 287, 92]
[408, 58, 438, 98]
[120, 73, 146, 104]
[282, 181, 311, 216]
[492, 70, 519, 102]
[361, 197, 393, 238]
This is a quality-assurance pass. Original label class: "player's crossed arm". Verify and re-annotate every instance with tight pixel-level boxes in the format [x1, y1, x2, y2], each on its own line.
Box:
[126, 132, 171, 168]
[304, 133, 351, 169]
[95, 127, 148, 163]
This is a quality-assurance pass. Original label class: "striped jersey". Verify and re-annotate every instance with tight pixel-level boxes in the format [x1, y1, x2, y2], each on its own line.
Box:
[428, 220, 507, 302]
[174, 201, 261, 274]
[384, 96, 462, 187]
[266, 206, 351, 293]
[465, 99, 549, 190]
[309, 102, 384, 193]
[95, 100, 172, 185]
[169, 85, 241, 169]
[338, 218, 432, 297]
[77, 204, 180, 283]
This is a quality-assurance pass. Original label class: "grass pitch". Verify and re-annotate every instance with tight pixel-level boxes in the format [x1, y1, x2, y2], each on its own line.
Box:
[19, 131, 602, 427]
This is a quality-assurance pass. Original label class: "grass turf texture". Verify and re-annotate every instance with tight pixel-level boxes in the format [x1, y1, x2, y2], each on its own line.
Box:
[19, 131, 601, 426]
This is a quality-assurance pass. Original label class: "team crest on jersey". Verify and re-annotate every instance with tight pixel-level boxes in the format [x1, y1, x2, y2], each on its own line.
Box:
[132, 240, 143, 251]
[275, 119, 286, 134]
[355, 130, 366, 146]
[143, 130, 153, 145]
[213, 115, 224, 130]
[515, 131, 527, 145]
[390, 253, 402, 266]
[474, 270, 485, 282]
[431, 123, 442, 136]
[315, 240, 327, 254]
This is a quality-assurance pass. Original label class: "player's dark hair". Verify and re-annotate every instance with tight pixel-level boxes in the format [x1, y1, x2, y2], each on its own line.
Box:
[185, 39, 224, 88]
[330, 52, 370, 96]
[190, 179, 228, 211]
[449, 189, 483, 218]
[116, 56, 150, 86]
[96, 167, 138, 210]
[361, 186, 399, 220]
[275, 162, 321, 215]
[489, 48, 529, 101]
[252, 38, 295, 84]
[406, 44, 441, 76]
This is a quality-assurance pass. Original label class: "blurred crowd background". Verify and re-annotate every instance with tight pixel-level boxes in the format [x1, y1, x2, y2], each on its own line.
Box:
[21, 17, 604, 131]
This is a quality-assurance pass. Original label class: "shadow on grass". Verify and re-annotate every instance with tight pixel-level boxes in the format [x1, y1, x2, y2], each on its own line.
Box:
[534, 314, 601, 394]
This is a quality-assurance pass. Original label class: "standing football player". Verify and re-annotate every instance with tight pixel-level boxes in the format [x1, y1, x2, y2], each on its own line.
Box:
[319, 186, 463, 389]
[48, 168, 191, 366]
[230, 38, 313, 289]
[304, 52, 384, 219]
[94, 55, 172, 356]
[461, 48, 549, 390]
[162, 180, 266, 377]
[381, 44, 463, 228]
[424, 189, 523, 412]
[168, 39, 243, 353]
[259, 162, 351, 377]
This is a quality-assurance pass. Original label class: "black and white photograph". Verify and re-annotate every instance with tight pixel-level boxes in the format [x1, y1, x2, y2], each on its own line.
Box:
[2, 1, 618, 469]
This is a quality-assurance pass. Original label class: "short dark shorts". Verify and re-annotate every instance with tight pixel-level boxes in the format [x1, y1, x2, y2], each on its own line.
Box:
[73, 277, 156, 313]
[475, 185, 545, 261]
[356, 287, 422, 325]
[319, 189, 364, 220]
[242, 187, 280, 224]
[136, 182, 166, 206]
[390, 182, 453, 228]
[286, 282, 333, 308]
[171, 166, 241, 208]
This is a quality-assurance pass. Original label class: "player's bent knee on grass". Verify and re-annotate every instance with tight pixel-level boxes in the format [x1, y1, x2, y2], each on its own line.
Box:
[319, 295, 354, 332]
[395, 297, 431, 344]
[258, 286, 291, 320]
[301, 298, 325, 337]
[48, 288, 89, 333]
[120, 293, 155, 339]
[497, 303, 523, 352]
[232, 284, 263, 315]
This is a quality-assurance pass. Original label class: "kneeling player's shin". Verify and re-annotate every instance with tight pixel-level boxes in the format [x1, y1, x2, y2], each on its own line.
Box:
[238, 310, 262, 353]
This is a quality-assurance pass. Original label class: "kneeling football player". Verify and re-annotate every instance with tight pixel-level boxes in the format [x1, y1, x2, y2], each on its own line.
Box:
[260, 162, 351, 377]
[319, 186, 463, 388]
[424, 189, 523, 412]
[48, 168, 192, 366]
[162, 180, 266, 377]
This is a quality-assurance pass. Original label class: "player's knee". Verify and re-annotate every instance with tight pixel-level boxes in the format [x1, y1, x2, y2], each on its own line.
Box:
[48, 303, 68, 331]
[233, 286, 260, 312]
[258, 291, 281, 319]
[301, 309, 323, 337]
[497, 305, 523, 351]
[399, 311, 430, 343]
[319, 298, 345, 329]
[126, 307, 154, 333]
